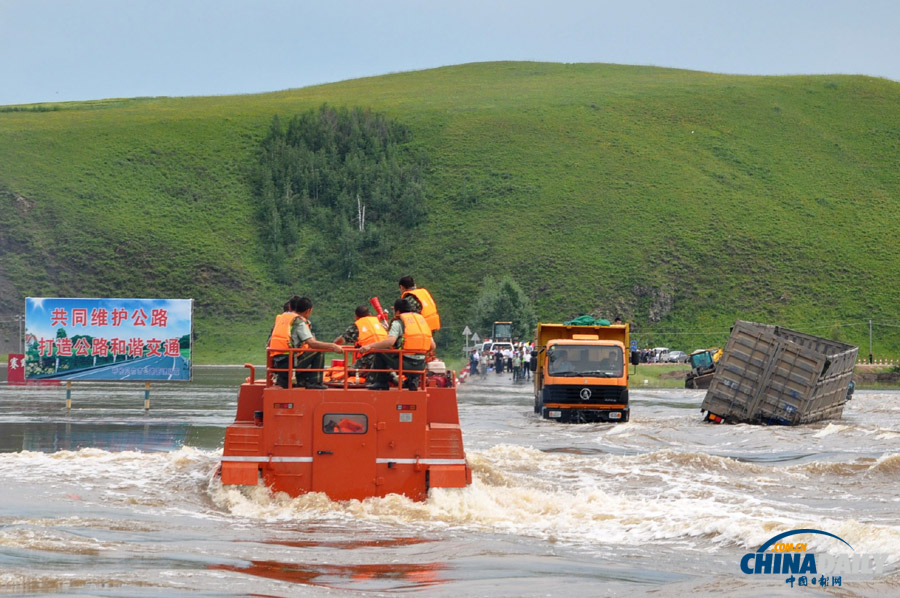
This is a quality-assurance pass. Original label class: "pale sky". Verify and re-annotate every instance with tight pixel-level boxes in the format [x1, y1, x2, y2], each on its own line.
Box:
[2, 0, 898, 106]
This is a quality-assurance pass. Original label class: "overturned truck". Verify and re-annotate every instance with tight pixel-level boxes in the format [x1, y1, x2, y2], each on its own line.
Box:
[701, 320, 858, 425]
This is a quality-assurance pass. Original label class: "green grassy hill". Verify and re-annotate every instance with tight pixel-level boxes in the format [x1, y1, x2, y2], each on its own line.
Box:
[2, 62, 899, 362]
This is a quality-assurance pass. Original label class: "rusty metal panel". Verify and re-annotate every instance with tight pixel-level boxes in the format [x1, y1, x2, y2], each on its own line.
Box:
[701, 321, 857, 425]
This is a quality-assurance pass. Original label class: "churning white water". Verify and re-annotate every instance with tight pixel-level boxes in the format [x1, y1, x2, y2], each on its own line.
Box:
[0, 367, 897, 596]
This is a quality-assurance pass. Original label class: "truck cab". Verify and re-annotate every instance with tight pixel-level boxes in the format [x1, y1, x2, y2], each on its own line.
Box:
[492, 321, 513, 342]
[533, 323, 630, 423]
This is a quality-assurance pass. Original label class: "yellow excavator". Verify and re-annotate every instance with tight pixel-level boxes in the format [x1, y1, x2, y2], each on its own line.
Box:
[684, 347, 723, 389]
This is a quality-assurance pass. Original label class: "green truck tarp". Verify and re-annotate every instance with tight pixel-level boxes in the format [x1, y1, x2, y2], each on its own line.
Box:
[562, 315, 611, 326]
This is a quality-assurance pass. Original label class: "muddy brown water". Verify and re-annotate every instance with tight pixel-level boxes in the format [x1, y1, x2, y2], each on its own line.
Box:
[0, 367, 898, 596]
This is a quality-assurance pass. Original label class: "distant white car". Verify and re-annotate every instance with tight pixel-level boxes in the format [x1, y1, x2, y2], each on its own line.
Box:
[667, 350, 689, 363]
[650, 347, 670, 362]
[482, 341, 513, 354]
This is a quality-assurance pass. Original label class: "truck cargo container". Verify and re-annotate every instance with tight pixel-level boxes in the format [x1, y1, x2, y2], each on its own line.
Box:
[701, 320, 857, 425]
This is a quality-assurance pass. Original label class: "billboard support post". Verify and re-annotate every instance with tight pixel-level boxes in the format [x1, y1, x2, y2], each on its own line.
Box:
[66, 381, 72, 409]
[144, 381, 151, 410]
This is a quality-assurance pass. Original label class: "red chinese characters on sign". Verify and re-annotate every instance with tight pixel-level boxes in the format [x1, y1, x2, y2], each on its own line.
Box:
[56, 338, 73, 357]
[145, 339, 162, 357]
[90, 308, 109, 327]
[73, 338, 91, 357]
[44, 306, 171, 329]
[128, 338, 144, 357]
[111, 309, 128, 327]
[110, 338, 127, 355]
[131, 309, 148, 326]
[50, 308, 68, 327]
[34, 337, 183, 358]
[151, 309, 168, 327]
[164, 339, 181, 357]
[26, 298, 191, 382]
[92, 338, 109, 357]
[39, 339, 55, 356]
[72, 309, 88, 327]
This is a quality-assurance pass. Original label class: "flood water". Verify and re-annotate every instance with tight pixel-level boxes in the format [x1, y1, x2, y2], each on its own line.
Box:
[0, 366, 898, 597]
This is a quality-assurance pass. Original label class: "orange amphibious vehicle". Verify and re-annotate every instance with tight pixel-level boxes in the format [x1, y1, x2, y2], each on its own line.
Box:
[220, 348, 472, 502]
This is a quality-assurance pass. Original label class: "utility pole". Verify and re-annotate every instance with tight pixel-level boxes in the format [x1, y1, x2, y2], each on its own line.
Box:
[869, 319, 873, 364]
[14, 314, 24, 354]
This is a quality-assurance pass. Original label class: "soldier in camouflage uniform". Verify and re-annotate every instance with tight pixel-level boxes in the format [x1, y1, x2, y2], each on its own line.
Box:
[398, 275, 441, 335]
[334, 305, 385, 377]
[404, 291, 423, 314]
[398, 275, 423, 312]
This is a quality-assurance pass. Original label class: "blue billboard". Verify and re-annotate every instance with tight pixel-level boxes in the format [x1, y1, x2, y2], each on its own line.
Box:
[25, 298, 192, 381]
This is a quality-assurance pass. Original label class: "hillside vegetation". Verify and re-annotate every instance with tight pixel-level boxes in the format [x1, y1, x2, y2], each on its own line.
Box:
[2, 62, 899, 362]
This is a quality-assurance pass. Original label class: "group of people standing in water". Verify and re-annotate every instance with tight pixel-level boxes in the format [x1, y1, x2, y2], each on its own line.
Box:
[470, 343, 533, 382]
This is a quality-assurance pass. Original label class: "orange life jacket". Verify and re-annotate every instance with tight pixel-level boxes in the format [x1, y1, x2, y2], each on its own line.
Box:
[336, 418, 364, 433]
[402, 287, 441, 331]
[398, 312, 432, 353]
[354, 316, 388, 346]
[269, 312, 297, 352]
